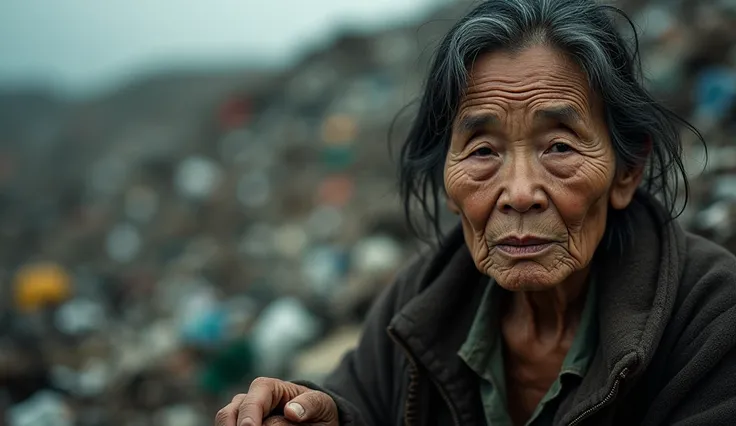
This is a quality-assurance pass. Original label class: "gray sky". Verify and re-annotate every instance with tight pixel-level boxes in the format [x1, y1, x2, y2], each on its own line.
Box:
[0, 0, 447, 96]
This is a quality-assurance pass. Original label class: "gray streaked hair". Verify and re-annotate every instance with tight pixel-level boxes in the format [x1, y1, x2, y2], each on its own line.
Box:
[399, 0, 704, 249]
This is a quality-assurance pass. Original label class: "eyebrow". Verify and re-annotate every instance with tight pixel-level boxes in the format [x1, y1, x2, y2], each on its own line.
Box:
[533, 105, 585, 128]
[454, 105, 586, 135]
[456, 113, 499, 134]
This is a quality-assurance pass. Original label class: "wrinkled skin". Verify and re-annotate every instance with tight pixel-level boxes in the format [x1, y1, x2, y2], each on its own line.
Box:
[214, 378, 338, 426]
[445, 45, 640, 292]
[445, 46, 642, 424]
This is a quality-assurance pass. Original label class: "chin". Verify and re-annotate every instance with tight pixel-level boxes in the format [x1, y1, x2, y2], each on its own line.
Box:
[488, 261, 571, 292]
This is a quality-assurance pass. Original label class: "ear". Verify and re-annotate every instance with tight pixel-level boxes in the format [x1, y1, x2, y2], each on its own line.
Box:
[610, 166, 643, 210]
[610, 138, 649, 210]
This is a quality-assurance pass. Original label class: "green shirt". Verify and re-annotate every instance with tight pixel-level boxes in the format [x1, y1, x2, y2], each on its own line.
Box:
[458, 277, 598, 426]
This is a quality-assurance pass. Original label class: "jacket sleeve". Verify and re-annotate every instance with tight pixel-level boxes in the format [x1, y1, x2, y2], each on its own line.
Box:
[647, 237, 736, 426]
[662, 301, 736, 425]
[667, 344, 736, 425]
[294, 259, 422, 426]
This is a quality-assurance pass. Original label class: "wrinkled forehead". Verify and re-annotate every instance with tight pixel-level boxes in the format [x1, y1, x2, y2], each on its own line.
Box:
[455, 46, 601, 125]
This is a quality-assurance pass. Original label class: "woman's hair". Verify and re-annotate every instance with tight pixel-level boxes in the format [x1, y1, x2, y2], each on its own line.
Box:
[398, 0, 704, 249]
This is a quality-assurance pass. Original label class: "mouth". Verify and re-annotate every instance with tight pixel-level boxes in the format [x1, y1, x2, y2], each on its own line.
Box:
[494, 236, 555, 257]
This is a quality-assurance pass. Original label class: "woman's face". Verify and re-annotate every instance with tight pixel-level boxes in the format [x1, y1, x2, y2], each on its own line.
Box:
[444, 45, 640, 291]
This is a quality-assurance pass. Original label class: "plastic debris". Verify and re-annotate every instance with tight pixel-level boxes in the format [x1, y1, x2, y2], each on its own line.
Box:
[105, 223, 142, 263]
[694, 67, 736, 124]
[351, 235, 404, 275]
[301, 246, 349, 297]
[273, 224, 309, 259]
[155, 404, 205, 426]
[317, 175, 355, 207]
[250, 298, 321, 376]
[7, 391, 73, 426]
[54, 298, 106, 336]
[321, 114, 358, 145]
[13, 262, 72, 312]
[174, 156, 223, 200]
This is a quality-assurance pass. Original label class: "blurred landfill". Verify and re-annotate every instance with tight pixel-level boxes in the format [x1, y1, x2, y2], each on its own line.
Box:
[1, 0, 736, 425]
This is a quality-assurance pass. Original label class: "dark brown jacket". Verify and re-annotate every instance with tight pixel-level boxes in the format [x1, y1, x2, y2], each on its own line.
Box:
[303, 193, 736, 425]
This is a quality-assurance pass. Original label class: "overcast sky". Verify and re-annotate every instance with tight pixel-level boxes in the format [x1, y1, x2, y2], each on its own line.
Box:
[0, 0, 447, 96]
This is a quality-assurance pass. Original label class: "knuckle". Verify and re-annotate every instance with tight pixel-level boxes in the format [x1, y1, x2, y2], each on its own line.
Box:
[240, 400, 261, 411]
[214, 408, 231, 425]
[249, 376, 274, 389]
[231, 393, 247, 403]
[238, 400, 263, 414]
[303, 391, 324, 406]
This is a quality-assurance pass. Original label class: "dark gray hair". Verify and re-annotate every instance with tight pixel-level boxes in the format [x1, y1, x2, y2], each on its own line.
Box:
[398, 0, 704, 249]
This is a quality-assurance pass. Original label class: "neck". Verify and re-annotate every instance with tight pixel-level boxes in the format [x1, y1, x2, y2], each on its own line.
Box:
[507, 266, 591, 342]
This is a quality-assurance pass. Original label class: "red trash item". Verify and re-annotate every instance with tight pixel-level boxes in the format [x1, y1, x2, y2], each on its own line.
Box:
[317, 175, 355, 208]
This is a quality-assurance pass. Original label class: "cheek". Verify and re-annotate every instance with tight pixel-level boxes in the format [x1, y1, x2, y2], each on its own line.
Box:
[460, 214, 491, 270]
[550, 158, 614, 238]
[445, 162, 498, 229]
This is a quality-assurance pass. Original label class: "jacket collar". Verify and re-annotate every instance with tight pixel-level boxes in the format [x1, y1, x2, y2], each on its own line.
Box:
[388, 192, 686, 424]
[388, 227, 486, 425]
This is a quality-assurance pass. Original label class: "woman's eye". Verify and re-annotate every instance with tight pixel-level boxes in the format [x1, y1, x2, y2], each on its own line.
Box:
[547, 142, 573, 154]
[471, 147, 497, 157]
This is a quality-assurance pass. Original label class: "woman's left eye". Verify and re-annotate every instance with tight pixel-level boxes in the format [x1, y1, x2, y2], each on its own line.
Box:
[546, 142, 573, 154]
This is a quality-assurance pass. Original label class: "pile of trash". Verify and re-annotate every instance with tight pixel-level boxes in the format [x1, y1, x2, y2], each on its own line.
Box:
[0, 0, 735, 425]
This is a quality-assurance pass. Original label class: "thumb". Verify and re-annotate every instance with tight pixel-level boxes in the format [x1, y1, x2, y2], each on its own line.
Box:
[283, 390, 338, 424]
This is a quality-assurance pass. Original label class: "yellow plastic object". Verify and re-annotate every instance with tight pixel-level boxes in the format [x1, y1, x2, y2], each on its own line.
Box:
[13, 262, 72, 312]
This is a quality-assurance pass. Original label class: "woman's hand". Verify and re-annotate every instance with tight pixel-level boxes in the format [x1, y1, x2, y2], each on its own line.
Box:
[215, 377, 339, 426]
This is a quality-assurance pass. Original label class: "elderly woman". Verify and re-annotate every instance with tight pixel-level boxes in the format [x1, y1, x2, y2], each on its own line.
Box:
[216, 0, 736, 425]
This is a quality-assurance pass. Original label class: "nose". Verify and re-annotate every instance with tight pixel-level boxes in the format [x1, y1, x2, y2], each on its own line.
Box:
[496, 156, 548, 214]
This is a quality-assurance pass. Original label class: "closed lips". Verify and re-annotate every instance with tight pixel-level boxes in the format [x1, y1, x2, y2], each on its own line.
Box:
[494, 236, 555, 256]
[496, 236, 554, 246]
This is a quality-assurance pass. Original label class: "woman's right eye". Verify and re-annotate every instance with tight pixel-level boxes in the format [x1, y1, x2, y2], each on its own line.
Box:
[471, 147, 496, 157]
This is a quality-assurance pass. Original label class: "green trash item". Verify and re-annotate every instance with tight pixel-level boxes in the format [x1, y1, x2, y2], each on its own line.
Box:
[199, 339, 256, 396]
[321, 145, 355, 171]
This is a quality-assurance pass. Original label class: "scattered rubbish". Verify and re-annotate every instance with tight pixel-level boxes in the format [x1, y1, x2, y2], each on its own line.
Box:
[351, 235, 404, 276]
[250, 298, 321, 376]
[125, 186, 160, 223]
[7, 391, 73, 426]
[14, 262, 72, 312]
[2, 1, 735, 424]
[174, 156, 223, 200]
[106, 223, 142, 263]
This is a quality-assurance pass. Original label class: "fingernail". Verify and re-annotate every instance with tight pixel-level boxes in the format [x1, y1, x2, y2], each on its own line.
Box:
[288, 402, 305, 418]
[239, 417, 256, 426]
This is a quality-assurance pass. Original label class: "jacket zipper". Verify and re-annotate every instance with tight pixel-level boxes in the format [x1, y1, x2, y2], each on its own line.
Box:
[388, 328, 461, 426]
[428, 374, 461, 426]
[567, 367, 629, 426]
